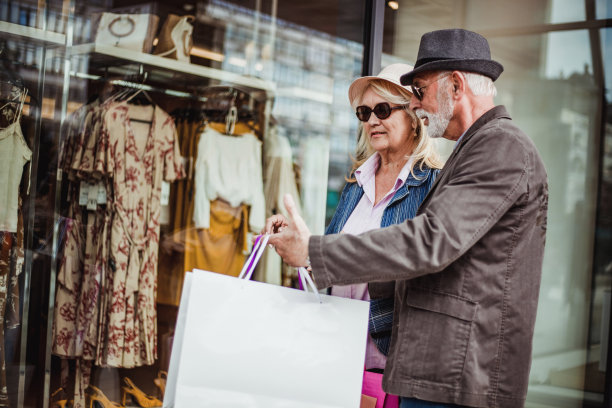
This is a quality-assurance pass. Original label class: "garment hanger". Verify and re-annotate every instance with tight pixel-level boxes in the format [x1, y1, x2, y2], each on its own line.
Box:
[0, 43, 30, 125]
[198, 86, 259, 136]
[105, 66, 154, 124]
[121, 89, 153, 124]
[225, 91, 238, 135]
[0, 82, 27, 127]
[123, 88, 154, 106]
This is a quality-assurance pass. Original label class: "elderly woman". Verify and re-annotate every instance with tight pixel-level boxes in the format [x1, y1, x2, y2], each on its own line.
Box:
[334, 62, 441, 381]
[265, 63, 442, 406]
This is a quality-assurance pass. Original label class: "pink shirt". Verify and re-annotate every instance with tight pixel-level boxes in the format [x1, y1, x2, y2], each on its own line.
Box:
[331, 152, 413, 370]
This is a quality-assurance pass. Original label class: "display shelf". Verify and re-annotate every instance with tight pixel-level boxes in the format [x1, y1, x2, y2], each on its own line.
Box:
[0, 21, 66, 45]
[69, 43, 276, 93]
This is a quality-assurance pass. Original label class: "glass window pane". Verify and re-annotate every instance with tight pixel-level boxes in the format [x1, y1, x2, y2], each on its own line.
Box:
[596, 0, 611, 19]
[543, 30, 593, 79]
[0, 0, 365, 405]
[586, 26, 612, 407]
[549, 0, 586, 24]
[383, 2, 605, 407]
[385, 0, 588, 42]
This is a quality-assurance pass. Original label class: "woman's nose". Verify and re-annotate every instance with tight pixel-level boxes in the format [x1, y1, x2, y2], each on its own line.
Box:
[367, 112, 380, 126]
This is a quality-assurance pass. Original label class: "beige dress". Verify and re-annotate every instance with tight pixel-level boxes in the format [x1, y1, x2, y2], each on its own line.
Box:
[95, 102, 184, 368]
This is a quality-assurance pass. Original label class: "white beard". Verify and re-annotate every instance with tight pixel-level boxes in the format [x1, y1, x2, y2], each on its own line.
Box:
[416, 91, 454, 139]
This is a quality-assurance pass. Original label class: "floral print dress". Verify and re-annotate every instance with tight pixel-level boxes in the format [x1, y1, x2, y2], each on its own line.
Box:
[95, 102, 184, 368]
[52, 99, 183, 407]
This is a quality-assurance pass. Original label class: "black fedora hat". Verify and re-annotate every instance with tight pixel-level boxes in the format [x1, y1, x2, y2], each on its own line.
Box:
[400, 29, 504, 86]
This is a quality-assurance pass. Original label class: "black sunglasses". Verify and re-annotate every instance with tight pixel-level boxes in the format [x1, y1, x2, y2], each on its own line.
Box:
[410, 73, 451, 101]
[355, 102, 405, 122]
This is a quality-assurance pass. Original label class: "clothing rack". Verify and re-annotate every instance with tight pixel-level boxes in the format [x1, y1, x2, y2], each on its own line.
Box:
[70, 71, 208, 102]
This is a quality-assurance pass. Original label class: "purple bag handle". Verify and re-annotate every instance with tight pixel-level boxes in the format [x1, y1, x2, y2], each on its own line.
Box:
[238, 234, 269, 280]
[238, 235, 321, 302]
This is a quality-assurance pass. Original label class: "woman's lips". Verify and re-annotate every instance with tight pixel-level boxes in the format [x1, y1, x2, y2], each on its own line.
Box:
[370, 131, 385, 137]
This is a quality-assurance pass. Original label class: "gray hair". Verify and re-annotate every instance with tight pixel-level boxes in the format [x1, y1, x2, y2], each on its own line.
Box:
[463, 72, 497, 96]
[437, 71, 497, 97]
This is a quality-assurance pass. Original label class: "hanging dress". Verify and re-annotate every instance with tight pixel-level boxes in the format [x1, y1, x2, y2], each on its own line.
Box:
[96, 102, 184, 368]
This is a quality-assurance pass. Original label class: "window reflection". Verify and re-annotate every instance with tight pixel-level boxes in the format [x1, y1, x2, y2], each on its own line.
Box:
[596, 0, 611, 20]
[544, 30, 593, 80]
[383, 1, 607, 406]
[549, 0, 586, 24]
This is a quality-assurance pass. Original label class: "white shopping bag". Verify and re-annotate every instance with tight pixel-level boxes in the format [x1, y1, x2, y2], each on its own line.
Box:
[164, 235, 369, 408]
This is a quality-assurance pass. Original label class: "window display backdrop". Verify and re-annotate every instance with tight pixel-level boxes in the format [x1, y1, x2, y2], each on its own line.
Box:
[2, 0, 366, 407]
[383, 0, 610, 407]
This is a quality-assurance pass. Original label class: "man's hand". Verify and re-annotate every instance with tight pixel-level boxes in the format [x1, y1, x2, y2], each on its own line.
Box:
[262, 214, 289, 235]
[267, 194, 311, 267]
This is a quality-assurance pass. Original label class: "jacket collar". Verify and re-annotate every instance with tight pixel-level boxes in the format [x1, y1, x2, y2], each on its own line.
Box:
[388, 165, 433, 206]
[403, 165, 432, 187]
[453, 105, 510, 154]
[415, 105, 511, 213]
[348, 163, 432, 205]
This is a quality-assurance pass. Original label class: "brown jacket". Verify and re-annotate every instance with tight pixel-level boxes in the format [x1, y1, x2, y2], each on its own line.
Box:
[310, 106, 548, 408]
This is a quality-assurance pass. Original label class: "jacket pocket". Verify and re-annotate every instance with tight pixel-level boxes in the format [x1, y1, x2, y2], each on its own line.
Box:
[397, 288, 477, 386]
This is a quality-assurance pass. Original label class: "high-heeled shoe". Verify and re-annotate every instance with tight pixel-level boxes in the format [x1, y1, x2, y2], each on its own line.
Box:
[153, 371, 167, 399]
[50, 387, 69, 408]
[85, 385, 123, 408]
[121, 377, 162, 407]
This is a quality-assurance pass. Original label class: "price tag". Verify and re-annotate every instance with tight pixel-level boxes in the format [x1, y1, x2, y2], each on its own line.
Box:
[161, 181, 170, 206]
[87, 182, 98, 211]
[79, 181, 89, 206]
[97, 181, 107, 204]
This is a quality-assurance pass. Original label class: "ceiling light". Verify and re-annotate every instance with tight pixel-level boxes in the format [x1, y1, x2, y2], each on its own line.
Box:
[388, 1, 399, 10]
[228, 57, 247, 68]
[190, 46, 225, 62]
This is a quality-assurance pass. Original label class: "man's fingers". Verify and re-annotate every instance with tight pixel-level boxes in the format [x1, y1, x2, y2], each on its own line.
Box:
[262, 218, 275, 234]
[263, 214, 288, 234]
[267, 231, 285, 248]
[283, 194, 301, 223]
[284, 193, 310, 233]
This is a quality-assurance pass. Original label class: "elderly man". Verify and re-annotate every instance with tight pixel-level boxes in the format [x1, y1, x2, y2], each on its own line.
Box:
[266, 29, 548, 408]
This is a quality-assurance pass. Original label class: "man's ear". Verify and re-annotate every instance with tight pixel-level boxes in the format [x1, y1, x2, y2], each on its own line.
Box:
[451, 71, 466, 98]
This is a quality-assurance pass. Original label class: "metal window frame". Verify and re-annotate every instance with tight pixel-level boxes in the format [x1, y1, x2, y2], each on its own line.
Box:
[361, 0, 385, 77]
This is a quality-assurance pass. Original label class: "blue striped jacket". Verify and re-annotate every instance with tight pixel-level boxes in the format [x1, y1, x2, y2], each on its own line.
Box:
[325, 163, 439, 355]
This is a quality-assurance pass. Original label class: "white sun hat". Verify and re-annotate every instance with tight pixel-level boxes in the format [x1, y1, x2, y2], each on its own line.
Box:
[348, 63, 414, 108]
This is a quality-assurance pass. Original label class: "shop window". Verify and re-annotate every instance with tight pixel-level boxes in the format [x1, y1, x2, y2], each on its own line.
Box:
[0, 0, 365, 406]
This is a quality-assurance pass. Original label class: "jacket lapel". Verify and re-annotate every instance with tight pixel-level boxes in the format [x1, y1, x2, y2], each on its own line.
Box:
[417, 106, 511, 213]
[332, 183, 364, 233]
[388, 166, 431, 207]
